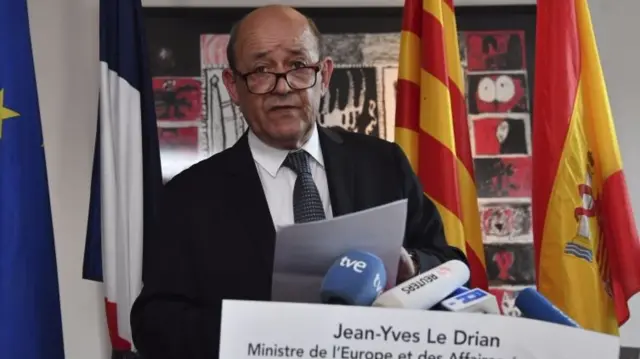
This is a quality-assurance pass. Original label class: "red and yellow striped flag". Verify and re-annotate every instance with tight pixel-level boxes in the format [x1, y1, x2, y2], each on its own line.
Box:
[533, 0, 640, 334]
[395, 0, 487, 290]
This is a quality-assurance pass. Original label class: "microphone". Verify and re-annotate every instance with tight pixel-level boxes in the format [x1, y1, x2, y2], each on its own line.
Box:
[430, 286, 469, 311]
[514, 287, 581, 328]
[320, 250, 386, 306]
[439, 287, 501, 314]
[449, 287, 470, 297]
[372, 259, 470, 309]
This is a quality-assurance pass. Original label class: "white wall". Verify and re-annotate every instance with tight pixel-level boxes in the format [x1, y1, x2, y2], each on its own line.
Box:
[28, 0, 109, 359]
[589, 0, 640, 345]
[27, 0, 639, 358]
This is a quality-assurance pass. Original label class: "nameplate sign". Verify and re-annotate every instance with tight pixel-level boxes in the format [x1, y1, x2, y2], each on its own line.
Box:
[219, 300, 620, 359]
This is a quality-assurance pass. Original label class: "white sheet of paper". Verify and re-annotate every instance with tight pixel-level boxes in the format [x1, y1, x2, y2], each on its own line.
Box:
[271, 199, 408, 303]
[219, 300, 621, 359]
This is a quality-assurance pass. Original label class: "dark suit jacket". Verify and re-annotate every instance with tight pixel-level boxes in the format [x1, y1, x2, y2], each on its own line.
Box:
[130, 125, 467, 359]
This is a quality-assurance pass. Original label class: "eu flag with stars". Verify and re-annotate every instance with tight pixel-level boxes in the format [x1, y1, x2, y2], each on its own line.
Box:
[0, 1, 66, 358]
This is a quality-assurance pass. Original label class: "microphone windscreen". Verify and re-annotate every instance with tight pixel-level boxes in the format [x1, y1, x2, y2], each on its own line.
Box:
[514, 287, 581, 328]
[320, 250, 386, 306]
[440, 287, 501, 314]
[372, 259, 470, 310]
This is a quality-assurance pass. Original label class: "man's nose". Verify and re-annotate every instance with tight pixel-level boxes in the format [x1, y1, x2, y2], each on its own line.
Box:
[272, 75, 292, 95]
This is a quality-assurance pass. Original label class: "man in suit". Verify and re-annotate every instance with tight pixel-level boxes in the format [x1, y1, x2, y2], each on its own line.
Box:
[130, 5, 467, 359]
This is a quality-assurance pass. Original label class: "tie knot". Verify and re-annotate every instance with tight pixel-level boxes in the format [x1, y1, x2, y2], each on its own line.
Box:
[284, 150, 311, 175]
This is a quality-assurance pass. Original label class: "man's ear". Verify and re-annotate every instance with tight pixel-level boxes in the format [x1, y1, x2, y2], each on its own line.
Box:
[320, 56, 334, 96]
[222, 68, 241, 105]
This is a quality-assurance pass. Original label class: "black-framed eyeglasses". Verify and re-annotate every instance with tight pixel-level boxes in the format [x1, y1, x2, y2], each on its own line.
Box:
[234, 65, 321, 95]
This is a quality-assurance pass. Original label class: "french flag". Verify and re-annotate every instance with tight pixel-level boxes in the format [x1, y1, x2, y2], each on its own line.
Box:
[83, 0, 163, 357]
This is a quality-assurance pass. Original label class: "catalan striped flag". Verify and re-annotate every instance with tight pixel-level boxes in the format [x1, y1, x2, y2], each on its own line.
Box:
[395, 0, 487, 289]
[533, 0, 640, 334]
[82, 0, 163, 357]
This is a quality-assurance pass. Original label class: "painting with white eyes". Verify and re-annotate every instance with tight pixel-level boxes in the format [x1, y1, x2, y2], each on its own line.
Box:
[466, 72, 530, 115]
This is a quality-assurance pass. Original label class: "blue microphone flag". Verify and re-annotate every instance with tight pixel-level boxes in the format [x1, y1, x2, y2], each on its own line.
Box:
[320, 250, 386, 306]
[515, 287, 581, 328]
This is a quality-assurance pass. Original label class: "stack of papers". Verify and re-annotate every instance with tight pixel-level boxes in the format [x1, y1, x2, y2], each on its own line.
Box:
[271, 199, 408, 303]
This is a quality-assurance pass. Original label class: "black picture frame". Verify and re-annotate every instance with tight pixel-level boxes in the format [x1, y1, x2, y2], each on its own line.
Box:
[143, 5, 539, 292]
[140, 8, 640, 356]
[143, 3, 538, 260]
[455, 5, 537, 116]
[142, 5, 536, 96]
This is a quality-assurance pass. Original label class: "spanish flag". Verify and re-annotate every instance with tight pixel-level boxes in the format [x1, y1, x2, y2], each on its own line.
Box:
[395, 0, 488, 290]
[533, 0, 640, 334]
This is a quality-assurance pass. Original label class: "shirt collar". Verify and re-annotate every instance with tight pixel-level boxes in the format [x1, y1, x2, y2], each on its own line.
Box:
[248, 124, 325, 178]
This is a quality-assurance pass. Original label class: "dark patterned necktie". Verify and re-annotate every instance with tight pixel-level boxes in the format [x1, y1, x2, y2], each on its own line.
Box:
[283, 150, 326, 223]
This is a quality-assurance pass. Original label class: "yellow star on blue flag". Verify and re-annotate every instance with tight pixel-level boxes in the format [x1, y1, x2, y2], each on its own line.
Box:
[0, 0, 65, 358]
[0, 88, 20, 139]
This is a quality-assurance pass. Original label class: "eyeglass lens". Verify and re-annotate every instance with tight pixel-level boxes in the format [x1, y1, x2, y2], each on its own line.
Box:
[246, 68, 317, 94]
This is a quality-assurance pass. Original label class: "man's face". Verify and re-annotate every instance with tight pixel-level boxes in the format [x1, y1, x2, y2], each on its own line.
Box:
[222, 15, 334, 149]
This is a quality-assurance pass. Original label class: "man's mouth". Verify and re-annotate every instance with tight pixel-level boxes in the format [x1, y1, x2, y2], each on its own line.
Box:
[270, 105, 298, 111]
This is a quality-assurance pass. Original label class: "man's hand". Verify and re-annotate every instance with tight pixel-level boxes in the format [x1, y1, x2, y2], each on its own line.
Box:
[397, 247, 418, 283]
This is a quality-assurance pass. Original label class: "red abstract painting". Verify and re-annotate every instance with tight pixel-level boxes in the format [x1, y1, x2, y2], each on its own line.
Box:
[464, 31, 526, 71]
[480, 202, 532, 239]
[152, 77, 202, 122]
[472, 117, 530, 156]
[474, 156, 532, 198]
[485, 243, 535, 286]
[158, 127, 198, 152]
[467, 73, 529, 114]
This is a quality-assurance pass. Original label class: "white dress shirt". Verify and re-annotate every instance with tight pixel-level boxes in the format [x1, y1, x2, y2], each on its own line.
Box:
[248, 125, 333, 228]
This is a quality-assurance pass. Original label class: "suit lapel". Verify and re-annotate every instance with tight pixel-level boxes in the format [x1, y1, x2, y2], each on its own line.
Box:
[319, 126, 355, 217]
[223, 133, 276, 266]
[218, 125, 355, 267]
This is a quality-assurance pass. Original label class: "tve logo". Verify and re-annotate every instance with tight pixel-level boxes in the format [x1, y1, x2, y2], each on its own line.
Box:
[339, 256, 367, 273]
[372, 273, 384, 292]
